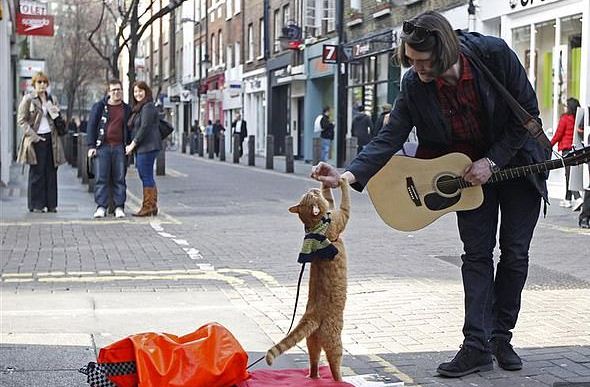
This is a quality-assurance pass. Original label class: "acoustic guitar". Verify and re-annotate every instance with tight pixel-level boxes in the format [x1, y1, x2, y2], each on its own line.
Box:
[366, 147, 590, 232]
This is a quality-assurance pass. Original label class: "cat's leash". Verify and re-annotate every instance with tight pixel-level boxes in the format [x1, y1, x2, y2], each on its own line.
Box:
[246, 263, 307, 369]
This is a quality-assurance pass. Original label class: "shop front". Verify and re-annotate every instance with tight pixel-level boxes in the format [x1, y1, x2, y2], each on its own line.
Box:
[243, 68, 267, 155]
[304, 38, 337, 162]
[481, 0, 589, 134]
[344, 29, 400, 134]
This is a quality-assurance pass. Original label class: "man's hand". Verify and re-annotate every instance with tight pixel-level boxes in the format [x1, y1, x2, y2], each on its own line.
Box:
[310, 162, 356, 188]
[463, 158, 493, 185]
[87, 148, 96, 158]
[125, 141, 136, 155]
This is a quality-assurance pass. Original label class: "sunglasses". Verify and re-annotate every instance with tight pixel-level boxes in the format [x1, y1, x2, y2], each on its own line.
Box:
[36, 80, 49, 84]
[402, 21, 433, 43]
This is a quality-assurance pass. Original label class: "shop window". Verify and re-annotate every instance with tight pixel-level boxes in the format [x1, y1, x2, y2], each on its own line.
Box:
[511, 25, 531, 75]
[560, 14, 582, 101]
[534, 20, 555, 129]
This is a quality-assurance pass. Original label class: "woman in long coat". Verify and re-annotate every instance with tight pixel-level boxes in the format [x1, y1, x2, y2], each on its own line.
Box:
[17, 71, 66, 212]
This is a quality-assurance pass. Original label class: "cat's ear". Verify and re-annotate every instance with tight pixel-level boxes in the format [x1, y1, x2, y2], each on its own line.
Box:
[288, 204, 300, 213]
[312, 205, 320, 216]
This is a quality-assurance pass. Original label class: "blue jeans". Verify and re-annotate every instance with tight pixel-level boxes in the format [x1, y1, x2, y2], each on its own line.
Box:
[136, 150, 159, 188]
[95, 144, 127, 208]
[457, 180, 541, 351]
[321, 138, 331, 161]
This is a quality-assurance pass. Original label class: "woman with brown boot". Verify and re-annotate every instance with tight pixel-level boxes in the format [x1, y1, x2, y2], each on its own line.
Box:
[126, 81, 161, 216]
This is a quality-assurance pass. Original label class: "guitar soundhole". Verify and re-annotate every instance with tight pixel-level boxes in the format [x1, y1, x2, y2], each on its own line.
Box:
[436, 174, 460, 196]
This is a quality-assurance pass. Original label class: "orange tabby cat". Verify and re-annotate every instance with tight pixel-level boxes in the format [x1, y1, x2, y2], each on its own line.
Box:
[266, 177, 350, 381]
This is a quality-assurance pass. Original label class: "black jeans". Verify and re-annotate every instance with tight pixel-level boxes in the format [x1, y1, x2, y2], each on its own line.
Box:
[28, 133, 57, 211]
[457, 180, 541, 351]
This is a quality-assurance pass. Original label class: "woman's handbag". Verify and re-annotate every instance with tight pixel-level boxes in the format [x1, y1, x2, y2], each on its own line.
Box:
[53, 115, 67, 136]
[159, 118, 174, 139]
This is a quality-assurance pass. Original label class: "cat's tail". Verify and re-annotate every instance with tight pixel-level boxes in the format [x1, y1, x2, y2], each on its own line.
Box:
[265, 315, 320, 366]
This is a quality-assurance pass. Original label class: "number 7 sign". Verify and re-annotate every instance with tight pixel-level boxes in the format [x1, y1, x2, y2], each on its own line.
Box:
[322, 44, 338, 64]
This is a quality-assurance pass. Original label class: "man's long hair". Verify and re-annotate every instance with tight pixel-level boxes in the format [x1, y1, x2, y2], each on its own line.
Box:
[396, 11, 460, 77]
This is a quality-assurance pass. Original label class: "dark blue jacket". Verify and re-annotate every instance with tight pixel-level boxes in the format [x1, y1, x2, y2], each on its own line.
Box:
[348, 31, 549, 200]
[87, 96, 132, 148]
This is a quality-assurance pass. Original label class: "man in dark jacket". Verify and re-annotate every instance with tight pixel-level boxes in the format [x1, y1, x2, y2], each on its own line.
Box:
[87, 80, 132, 218]
[374, 103, 392, 136]
[311, 11, 549, 378]
[231, 113, 248, 157]
[351, 105, 374, 154]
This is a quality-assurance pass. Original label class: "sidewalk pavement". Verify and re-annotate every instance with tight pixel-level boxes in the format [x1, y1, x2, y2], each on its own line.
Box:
[2, 151, 589, 387]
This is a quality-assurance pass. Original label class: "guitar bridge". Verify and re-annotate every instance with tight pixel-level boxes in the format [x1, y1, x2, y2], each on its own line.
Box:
[406, 177, 422, 207]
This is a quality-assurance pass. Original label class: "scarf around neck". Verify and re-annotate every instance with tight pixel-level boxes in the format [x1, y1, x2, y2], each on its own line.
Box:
[298, 213, 338, 264]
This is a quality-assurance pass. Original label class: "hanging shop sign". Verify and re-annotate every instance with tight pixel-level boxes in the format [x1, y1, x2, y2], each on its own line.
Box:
[16, 13, 54, 36]
[20, 1, 48, 15]
[343, 29, 399, 62]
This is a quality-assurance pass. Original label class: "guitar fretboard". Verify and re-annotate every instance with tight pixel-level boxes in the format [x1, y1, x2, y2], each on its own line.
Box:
[455, 158, 567, 189]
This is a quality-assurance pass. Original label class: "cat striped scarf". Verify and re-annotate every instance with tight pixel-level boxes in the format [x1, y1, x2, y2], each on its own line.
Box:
[298, 213, 338, 264]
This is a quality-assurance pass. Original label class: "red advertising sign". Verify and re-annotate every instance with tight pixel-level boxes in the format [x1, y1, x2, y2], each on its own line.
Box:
[16, 13, 54, 36]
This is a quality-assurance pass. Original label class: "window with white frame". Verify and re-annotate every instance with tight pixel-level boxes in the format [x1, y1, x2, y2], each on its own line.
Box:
[273, 9, 280, 52]
[283, 4, 290, 26]
[235, 42, 240, 67]
[227, 45, 233, 68]
[305, 0, 335, 36]
[259, 18, 265, 57]
[226, 0, 232, 18]
[211, 33, 216, 67]
[247, 23, 254, 61]
[235, 0, 241, 15]
[218, 31, 223, 65]
[323, 0, 335, 33]
[200, 0, 206, 21]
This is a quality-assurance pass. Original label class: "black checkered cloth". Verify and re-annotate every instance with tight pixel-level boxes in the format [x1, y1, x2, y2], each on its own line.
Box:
[79, 361, 136, 387]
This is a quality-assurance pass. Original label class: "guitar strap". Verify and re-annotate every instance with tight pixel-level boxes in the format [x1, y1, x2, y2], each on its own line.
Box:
[461, 44, 552, 151]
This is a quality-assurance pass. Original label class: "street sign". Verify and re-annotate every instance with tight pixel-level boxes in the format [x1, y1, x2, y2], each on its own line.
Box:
[16, 13, 54, 36]
[322, 44, 338, 64]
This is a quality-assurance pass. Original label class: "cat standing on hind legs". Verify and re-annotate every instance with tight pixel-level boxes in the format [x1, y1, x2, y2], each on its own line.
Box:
[265, 177, 350, 381]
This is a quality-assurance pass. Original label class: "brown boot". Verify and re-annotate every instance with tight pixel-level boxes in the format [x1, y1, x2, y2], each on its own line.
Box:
[133, 187, 157, 217]
[151, 186, 158, 216]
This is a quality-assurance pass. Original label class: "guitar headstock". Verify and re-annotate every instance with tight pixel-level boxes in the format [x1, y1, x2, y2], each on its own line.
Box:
[564, 145, 590, 167]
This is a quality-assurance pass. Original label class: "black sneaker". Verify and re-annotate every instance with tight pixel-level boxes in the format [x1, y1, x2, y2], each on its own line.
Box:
[437, 345, 493, 377]
[490, 337, 522, 370]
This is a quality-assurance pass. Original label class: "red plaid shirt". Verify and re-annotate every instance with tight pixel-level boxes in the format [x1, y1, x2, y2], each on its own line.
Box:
[434, 53, 485, 160]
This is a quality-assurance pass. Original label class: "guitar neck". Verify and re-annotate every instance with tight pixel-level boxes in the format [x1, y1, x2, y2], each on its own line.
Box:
[456, 158, 567, 189]
[487, 158, 566, 184]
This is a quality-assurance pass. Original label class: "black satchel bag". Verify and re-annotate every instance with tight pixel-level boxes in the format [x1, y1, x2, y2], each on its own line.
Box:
[159, 118, 174, 139]
[53, 115, 67, 136]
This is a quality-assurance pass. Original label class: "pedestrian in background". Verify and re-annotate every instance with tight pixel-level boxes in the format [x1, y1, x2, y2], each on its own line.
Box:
[126, 81, 161, 217]
[231, 113, 248, 157]
[213, 119, 225, 157]
[312, 10, 549, 378]
[315, 106, 333, 161]
[205, 119, 213, 155]
[87, 79, 132, 219]
[551, 97, 583, 209]
[17, 71, 66, 213]
[351, 105, 374, 154]
[374, 103, 392, 136]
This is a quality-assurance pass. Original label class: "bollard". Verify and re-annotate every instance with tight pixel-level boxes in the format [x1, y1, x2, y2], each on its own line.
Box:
[72, 133, 78, 168]
[198, 133, 204, 157]
[285, 135, 294, 173]
[189, 133, 196, 155]
[181, 133, 187, 153]
[345, 137, 358, 168]
[313, 137, 321, 165]
[207, 134, 214, 159]
[77, 133, 84, 178]
[63, 133, 71, 164]
[233, 133, 240, 163]
[156, 146, 166, 175]
[80, 140, 89, 184]
[266, 135, 274, 170]
[248, 135, 255, 166]
[219, 135, 226, 161]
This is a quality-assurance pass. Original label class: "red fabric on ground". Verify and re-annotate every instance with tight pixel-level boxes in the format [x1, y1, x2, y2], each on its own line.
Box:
[237, 366, 354, 387]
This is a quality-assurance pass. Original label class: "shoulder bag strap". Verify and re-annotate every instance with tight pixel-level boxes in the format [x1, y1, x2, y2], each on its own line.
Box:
[461, 44, 551, 150]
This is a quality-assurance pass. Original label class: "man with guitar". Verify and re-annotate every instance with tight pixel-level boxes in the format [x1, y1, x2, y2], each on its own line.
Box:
[312, 11, 551, 378]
